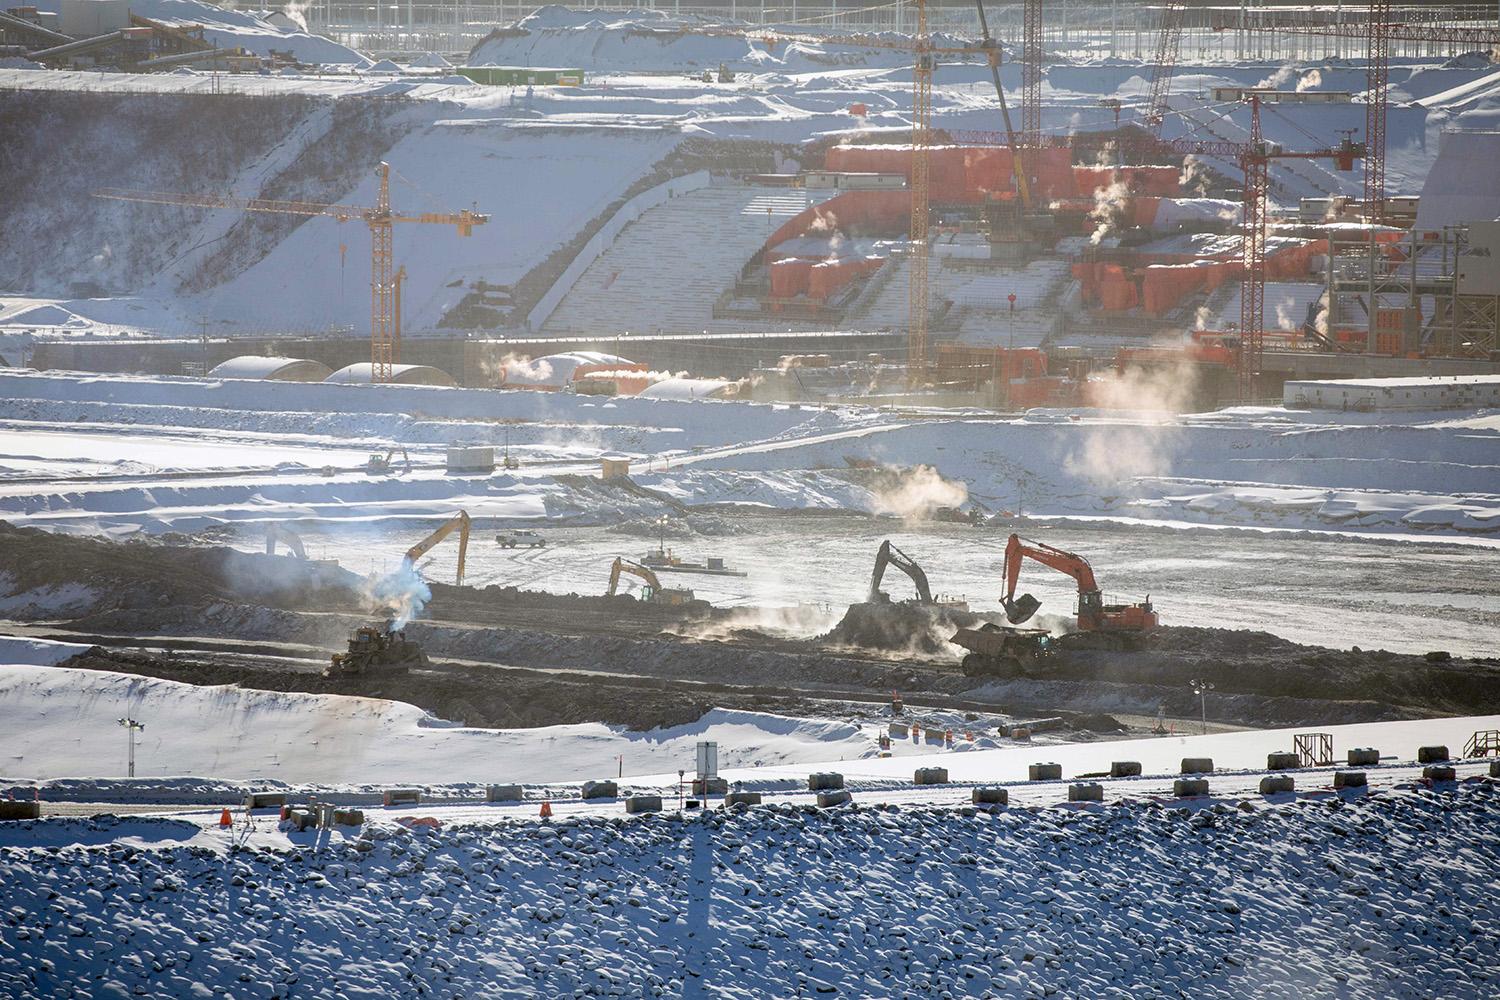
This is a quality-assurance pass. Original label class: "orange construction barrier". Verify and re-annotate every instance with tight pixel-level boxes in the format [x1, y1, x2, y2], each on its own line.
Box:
[219, 808, 233, 828]
[539, 800, 553, 819]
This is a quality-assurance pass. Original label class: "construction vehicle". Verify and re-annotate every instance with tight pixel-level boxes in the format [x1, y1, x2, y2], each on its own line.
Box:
[999, 534, 1158, 635]
[407, 511, 470, 586]
[325, 625, 429, 678]
[264, 524, 308, 560]
[495, 529, 545, 548]
[606, 557, 695, 606]
[367, 446, 411, 475]
[867, 540, 968, 609]
[949, 622, 1051, 678]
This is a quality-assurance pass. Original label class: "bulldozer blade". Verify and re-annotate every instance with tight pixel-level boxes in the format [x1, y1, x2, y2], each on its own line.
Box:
[1003, 594, 1042, 624]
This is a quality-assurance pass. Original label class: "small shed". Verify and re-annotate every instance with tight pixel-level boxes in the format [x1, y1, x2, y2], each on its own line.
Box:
[601, 457, 631, 480]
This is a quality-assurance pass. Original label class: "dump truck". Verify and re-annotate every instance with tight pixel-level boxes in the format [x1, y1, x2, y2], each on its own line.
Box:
[949, 622, 1051, 678]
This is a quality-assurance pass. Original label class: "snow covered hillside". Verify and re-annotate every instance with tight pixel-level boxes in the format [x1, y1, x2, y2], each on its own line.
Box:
[0, 781, 1495, 999]
[0, 369, 1495, 541]
[0, 661, 880, 784]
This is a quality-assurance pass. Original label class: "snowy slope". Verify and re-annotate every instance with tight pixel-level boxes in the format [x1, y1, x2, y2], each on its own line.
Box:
[0, 662, 881, 783]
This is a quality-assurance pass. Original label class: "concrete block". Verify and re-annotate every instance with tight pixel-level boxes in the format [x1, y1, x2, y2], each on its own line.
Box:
[1417, 745, 1450, 764]
[1333, 770, 1367, 788]
[1028, 762, 1062, 781]
[1423, 765, 1456, 782]
[1259, 775, 1295, 795]
[317, 803, 338, 828]
[691, 777, 729, 796]
[1010, 726, 1032, 741]
[816, 789, 852, 808]
[1069, 782, 1104, 802]
[382, 788, 421, 807]
[913, 767, 949, 785]
[485, 784, 524, 802]
[625, 795, 662, 814]
[1490, 760, 1500, 778]
[724, 791, 763, 807]
[1110, 761, 1142, 778]
[243, 792, 287, 810]
[1347, 747, 1380, 766]
[1266, 752, 1301, 771]
[888, 722, 909, 738]
[289, 809, 318, 831]
[972, 787, 1009, 805]
[0, 801, 40, 821]
[1173, 778, 1210, 797]
[808, 772, 845, 791]
[332, 808, 364, 826]
[581, 780, 619, 800]
[1180, 758, 1214, 774]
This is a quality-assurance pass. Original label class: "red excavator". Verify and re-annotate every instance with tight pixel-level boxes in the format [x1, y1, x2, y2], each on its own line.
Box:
[1000, 534, 1158, 633]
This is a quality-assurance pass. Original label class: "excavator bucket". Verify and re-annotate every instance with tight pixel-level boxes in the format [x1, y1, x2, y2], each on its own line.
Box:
[1003, 593, 1042, 624]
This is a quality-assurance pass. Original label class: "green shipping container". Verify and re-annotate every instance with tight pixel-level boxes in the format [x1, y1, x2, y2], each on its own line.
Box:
[456, 66, 584, 87]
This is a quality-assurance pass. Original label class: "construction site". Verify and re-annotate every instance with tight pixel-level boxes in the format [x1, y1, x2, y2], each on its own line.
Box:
[1, 3, 1498, 998]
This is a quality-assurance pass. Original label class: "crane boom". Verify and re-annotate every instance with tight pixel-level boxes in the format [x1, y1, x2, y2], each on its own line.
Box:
[1000, 533, 1157, 633]
[93, 163, 486, 382]
[1145, 1, 1186, 136]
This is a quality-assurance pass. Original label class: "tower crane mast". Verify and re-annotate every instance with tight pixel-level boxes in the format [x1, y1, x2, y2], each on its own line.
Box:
[96, 164, 486, 382]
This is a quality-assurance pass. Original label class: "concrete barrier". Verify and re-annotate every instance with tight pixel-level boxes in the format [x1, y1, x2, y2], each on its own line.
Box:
[382, 788, 421, 807]
[288, 809, 318, 831]
[724, 791, 763, 807]
[1347, 748, 1380, 766]
[972, 787, 1009, 805]
[913, 767, 949, 785]
[243, 792, 287, 810]
[1180, 758, 1214, 774]
[1334, 770, 1367, 788]
[1173, 778, 1210, 797]
[691, 777, 729, 796]
[1259, 775, 1295, 795]
[1418, 745, 1450, 764]
[808, 772, 845, 791]
[1028, 763, 1062, 781]
[485, 784, 524, 802]
[333, 808, 364, 826]
[1266, 752, 1301, 771]
[1423, 765, 1456, 782]
[317, 804, 338, 828]
[1491, 760, 1500, 778]
[625, 795, 663, 814]
[1010, 726, 1032, 742]
[1110, 761, 1142, 778]
[1069, 782, 1104, 802]
[888, 722, 909, 738]
[581, 780, 619, 800]
[0, 801, 40, 821]
[816, 789, 852, 807]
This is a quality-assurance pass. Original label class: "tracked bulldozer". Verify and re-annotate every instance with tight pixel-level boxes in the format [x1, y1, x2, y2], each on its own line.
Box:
[325, 626, 430, 678]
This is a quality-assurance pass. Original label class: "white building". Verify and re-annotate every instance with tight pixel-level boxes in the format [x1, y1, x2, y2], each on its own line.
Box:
[1283, 374, 1500, 411]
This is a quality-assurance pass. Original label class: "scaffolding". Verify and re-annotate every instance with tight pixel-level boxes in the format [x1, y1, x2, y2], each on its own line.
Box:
[1327, 224, 1500, 359]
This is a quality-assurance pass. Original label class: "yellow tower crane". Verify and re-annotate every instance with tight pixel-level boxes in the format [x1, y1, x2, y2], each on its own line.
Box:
[96, 163, 487, 382]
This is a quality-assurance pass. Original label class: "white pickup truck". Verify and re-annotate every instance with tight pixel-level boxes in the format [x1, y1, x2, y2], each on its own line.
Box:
[495, 529, 546, 548]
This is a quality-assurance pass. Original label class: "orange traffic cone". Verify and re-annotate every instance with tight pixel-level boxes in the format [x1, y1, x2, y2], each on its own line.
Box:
[219, 808, 233, 828]
[539, 800, 553, 819]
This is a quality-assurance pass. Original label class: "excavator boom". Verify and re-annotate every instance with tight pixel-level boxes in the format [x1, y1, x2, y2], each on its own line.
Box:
[264, 524, 307, 560]
[999, 533, 1155, 632]
[607, 557, 663, 596]
[405, 511, 470, 586]
[868, 540, 934, 604]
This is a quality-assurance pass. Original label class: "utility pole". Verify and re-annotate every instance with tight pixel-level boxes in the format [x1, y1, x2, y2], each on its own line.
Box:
[118, 717, 145, 777]
[1189, 679, 1214, 736]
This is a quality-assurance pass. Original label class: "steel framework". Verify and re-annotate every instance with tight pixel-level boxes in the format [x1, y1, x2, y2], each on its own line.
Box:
[1144, 1, 1185, 136]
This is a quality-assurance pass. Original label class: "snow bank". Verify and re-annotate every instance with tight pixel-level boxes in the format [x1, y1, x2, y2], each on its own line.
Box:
[0, 665, 879, 783]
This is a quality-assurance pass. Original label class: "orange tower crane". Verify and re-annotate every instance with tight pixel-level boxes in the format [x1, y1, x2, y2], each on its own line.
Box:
[1144, 1, 1186, 137]
[96, 163, 487, 382]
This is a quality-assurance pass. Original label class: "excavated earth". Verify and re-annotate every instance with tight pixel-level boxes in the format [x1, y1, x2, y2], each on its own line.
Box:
[3, 524, 1498, 728]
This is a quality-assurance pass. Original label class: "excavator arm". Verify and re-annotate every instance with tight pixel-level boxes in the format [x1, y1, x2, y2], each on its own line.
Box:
[405, 511, 470, 586]
[607, 557, 663, 597]
[264, 524, 307, 560]
[1001, 533, 1099, 623]
[868, 540, 934, 604]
